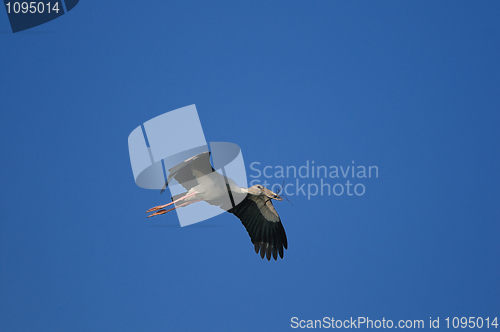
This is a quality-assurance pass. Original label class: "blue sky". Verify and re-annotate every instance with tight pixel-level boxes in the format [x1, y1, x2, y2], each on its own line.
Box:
[1, 1, 499, 331]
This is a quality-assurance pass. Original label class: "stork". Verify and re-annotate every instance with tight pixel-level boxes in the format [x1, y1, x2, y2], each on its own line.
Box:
[146, 152, 288, 260]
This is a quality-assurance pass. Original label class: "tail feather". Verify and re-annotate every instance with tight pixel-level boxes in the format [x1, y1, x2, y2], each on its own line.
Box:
[160, 181, 168, 195]
[171, 192, 188, 203]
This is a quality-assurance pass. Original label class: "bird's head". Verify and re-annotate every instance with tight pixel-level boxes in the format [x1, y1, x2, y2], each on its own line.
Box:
[249, 184, 283, 201]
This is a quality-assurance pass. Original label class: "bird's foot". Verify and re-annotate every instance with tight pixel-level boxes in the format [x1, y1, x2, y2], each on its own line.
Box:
[146, 203, 171, 213]
[147, 209, 168, 218]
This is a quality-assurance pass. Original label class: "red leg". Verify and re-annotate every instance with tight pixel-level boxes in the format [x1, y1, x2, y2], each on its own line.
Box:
[146, 192, 197, 213]
[147, 199, 204, 218]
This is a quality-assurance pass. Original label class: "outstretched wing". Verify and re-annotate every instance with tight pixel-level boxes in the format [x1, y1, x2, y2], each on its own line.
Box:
[161, 151, 215, 194]
[228, 195, 288, 261]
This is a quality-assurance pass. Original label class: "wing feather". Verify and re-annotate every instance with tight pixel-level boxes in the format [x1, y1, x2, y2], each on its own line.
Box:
[228, 195, 288, 261]
[161, 151, 215, 194]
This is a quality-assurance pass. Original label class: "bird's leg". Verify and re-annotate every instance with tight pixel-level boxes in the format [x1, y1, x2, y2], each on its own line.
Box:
[146, 192, 197, 213]
[146, 199, 204, 218]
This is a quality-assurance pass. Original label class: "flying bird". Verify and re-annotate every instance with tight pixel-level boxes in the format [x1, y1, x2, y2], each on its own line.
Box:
[146, 152, 288, 260]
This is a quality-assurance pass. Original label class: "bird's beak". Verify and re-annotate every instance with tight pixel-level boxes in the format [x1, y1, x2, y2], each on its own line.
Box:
[265, 188, 283, 201]
[273, 194, 283, 201]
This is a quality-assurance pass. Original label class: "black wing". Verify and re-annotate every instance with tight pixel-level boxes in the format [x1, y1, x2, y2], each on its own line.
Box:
[228, 195, 288, 261]
[161, 151, 215, 194]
